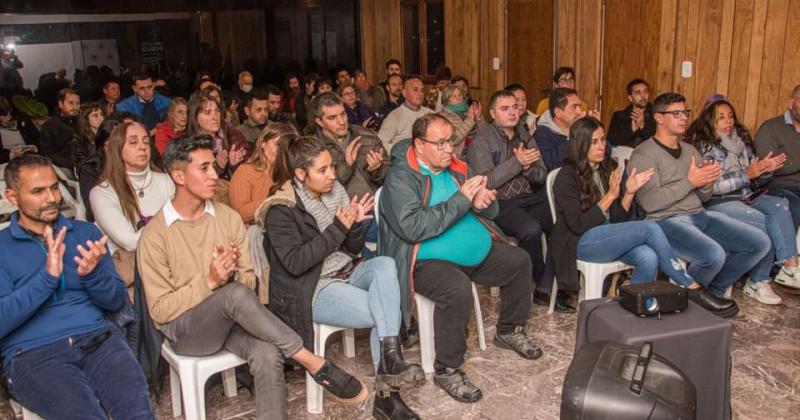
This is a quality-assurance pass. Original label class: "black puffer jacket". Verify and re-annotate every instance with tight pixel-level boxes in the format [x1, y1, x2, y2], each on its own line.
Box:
[259, 181, 366, 350]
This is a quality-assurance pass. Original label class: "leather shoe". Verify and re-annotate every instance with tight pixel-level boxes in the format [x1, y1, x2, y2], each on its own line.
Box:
[373, 391, 420, 420]
[532, 290, 576, 313]
[433, 367, 482, 403]
[688, 288, 736, 312]
[494, 326, 544, 359]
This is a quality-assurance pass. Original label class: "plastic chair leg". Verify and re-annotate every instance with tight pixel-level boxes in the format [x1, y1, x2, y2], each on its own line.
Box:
[471, 283, 487, 351]
[415, 294, 436, 374]
[548, 281, 559, 314]
[169, 365, 183, 418]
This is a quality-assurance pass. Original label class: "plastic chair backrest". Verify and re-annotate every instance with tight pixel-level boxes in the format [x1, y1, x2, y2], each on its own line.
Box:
[545, 168, 561, 224]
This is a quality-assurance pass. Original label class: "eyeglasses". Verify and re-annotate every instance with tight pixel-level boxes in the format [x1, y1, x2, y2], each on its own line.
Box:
[656, 109, 692, 118]
[558, 76, 575, 83]
[417, 137, 455, 150]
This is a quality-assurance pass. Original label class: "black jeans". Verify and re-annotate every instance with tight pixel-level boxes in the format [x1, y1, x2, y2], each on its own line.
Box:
[162, 282, 304, 420]
[413, 242, 532, 370]
[494, 191, 555, 293]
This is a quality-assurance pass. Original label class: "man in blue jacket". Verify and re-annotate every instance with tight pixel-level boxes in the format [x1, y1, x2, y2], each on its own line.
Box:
[116, 72, 171, 131]
[0, 154, 153, 419]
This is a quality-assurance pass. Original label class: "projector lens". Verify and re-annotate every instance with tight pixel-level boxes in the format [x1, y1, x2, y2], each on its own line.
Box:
[645, 297, 659, 313]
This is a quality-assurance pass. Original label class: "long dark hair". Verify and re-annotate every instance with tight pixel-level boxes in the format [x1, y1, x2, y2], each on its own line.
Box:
[269, 135, 328, 196]
[565, 117, 617, 211]
[97, 121, 152, 226]
[77, 102, 103, 145]
[684, 99, 753, 154]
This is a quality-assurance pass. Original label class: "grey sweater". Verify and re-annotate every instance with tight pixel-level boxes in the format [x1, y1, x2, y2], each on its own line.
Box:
[467, 124, 547, 195]
[754, 113, 800, 188]
[628, 138, 711, 220]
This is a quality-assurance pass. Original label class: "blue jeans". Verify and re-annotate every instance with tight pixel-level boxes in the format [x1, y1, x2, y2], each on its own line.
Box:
[577, 221, 693, 286]
[767, 186, 800, 229]
[708, 195, 797, 282]
[5, 325, 153, 420]
[656, 211, 771, 296]
[313, 256, 401, 372]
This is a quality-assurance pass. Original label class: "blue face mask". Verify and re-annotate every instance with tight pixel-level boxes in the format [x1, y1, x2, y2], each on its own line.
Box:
[446, 101, 468, 113]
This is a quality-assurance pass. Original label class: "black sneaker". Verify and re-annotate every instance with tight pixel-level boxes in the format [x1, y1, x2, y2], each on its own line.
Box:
[433, 367, 482, 403]
[310, 361, 368, 405]
[494, 326, 543, 359]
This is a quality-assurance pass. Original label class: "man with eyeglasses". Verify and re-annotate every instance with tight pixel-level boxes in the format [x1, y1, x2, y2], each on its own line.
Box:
[628, 92, 771, 318]
[534, 67, 588, 116]
[379, 113, 542, 404]
[468, 90, 570, 312]
[535, 87, 587, 171]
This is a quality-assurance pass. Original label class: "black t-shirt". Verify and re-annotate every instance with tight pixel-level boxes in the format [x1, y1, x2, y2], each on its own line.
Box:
[652, 136, 682, 159]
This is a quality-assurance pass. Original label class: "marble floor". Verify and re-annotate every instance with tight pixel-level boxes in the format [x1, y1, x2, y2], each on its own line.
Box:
[1, 282, 798, 420]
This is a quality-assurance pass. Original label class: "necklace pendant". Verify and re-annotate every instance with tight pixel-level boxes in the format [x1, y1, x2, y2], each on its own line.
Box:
[138, 189, 145, 198]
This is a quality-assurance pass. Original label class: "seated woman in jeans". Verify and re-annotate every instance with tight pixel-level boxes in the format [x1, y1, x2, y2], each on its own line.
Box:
[552, 117, 695, 291]
[260, 135, 424, 420]
[685, 95, 800, 304]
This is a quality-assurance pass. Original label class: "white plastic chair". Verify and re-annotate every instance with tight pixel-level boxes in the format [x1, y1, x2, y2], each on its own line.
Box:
[52, 165, 86, 221]
[545, 168, 633, 314]
[9, 400, 42, 420]
[414, 282, 487, 374]
[305, 323, 356, 414]
[161, 341, 245, 420]
[611, 146, 634, 170]
[374, 187, 487, 374]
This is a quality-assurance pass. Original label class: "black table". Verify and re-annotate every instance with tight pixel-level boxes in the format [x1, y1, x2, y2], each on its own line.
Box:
[574, 298, 732, 420]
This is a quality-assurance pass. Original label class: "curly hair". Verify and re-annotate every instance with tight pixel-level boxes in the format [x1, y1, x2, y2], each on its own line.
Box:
[684, 99, 752, 154]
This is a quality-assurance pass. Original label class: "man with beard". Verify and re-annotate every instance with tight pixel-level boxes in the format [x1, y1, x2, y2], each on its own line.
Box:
[116, 72, 172, 132]
[97, 79, 121, 117]
[313, 92, 389, 198]
[377, 73, 405, 118]
[607, 78, 656, 147]
[237, 89, 270, 144]
[265, 84, 293, 126]
[39, 88, 80, 174]
[0, 154, 155, 419]
[755, 85, 800, 229]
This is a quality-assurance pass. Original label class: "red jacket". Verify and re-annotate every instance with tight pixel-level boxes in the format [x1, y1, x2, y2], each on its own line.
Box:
[154, 122, 182, 156]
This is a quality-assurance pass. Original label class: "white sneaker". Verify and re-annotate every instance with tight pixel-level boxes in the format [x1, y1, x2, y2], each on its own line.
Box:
[774, 266, 800, 289]
[743, 280, 782, 305]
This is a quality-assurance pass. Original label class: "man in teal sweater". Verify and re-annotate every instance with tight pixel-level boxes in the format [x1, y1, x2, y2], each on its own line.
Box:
[379, 114, 542, 404]
[0, 154, 153, 419]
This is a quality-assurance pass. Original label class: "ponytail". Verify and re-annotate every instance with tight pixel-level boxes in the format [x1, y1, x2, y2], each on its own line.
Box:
[269, 135, 328, 196]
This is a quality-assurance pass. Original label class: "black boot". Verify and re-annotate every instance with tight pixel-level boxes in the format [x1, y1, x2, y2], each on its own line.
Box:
[399, 318, 420, 348]
[376, 336, 426, 391]
[372, 391, 421, 420]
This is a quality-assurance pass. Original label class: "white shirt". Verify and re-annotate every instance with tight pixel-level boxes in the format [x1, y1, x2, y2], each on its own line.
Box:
[163, 199, 216, 227]
[90, 168, 175, 253]
[377, 103, 433, 153]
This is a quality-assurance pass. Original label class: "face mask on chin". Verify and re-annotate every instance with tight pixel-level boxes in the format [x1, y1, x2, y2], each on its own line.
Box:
[241, 85, 253, 93]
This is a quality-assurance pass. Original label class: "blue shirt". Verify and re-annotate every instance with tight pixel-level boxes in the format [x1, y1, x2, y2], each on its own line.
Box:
[0, 213, 125, 367]
[416, 166, 492, 266]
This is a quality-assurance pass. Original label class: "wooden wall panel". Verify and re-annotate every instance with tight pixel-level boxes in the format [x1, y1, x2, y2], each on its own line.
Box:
[755, 0, 789, 125]
[727, 0, 755, 115]
[359, 0, 402, 84]
[779, 0, 800, 106]
[445, 0, 481, 87]
[553, 0, 601, 108]
[742, 0, 769, 128]
[507, 0, 554, 103]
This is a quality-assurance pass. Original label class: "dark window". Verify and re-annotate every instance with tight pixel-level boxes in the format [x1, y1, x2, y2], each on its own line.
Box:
[402, 0, 444, 78]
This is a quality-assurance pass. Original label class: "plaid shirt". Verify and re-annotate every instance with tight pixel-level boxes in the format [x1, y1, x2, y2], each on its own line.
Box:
[702, 143, 753, 196]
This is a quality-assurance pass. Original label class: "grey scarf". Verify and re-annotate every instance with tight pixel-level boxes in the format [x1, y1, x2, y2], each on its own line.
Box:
[719, 131, 748, 171]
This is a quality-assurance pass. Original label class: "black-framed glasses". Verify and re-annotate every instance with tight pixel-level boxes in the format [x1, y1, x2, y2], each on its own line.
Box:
[418, 137, 455, 150]
[656, 109, 692, 118]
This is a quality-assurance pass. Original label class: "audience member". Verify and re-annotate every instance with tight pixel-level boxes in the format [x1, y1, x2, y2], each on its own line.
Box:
[283, 74, 304, 124]
[629, 92, 771, 318]
[237, 89, 270, 144]
[353, 69, 384, 112]
[378, 76, 433, 154]
[137, 135, 367, 419]
[754, 84, 800, 229]
[426, 66, 452, 111]
[468, 90, 566, 312]
[377, 73, 405, 118]
[303, 78, 334, 135]
[97, 79, 121, 116]
[535, 67, 586, 116]
[1, 154, 154, 419]
[686, 95, 799, 302]
[336, 67, 353, 88]
[116, 72, 172, 132]
[375, 58, 403, 107]
[313, 92, 389, 198]
[505, 83, 536, 136]
[438, 84, 482, 158]
[607, 78, 656, 147]
[154, 97, 188, 156]
[262, 135, 424, 419]
[231, 71, 254, 122]
[39, 88, 80, 174]
[553, 117, 694, 291]
[0, 96, 39, 163]
[186, 92, 248, 181]
[450, 76, 472, 104]
[302, 73, 320, 116]
[266, 84, 292, 125]
[90, 121, 174, 289]
[380, 114, 542, 404]
[230, 123, 296, 224]
[71, 102, 105, 180]
[535, 88, 584, 170]
[339, 83, 379, 131]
